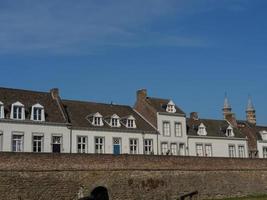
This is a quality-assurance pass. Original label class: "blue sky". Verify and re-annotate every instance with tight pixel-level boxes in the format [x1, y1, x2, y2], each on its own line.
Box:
[0, 0, 267, 124]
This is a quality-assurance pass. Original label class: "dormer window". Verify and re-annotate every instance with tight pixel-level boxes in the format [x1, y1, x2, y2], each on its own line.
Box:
[197, 123, 207, 136]
[31, 104, 45, 121]
[226, 125, 234, 137]
[109, 114, 121, 127]
[11, 102, 25, 120]
[0, 101, 4, 119]
[87, 112, 104, 126]
[166, 100, 176, 113]
[123, 115, 136, 128]
[259, 130, 267, 141]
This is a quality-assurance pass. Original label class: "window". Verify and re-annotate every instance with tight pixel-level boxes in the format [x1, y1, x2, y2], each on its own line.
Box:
[175, 122, 182, 137]
[263, 147, 267, 158]
[0, 102, 4, 119]
[31, 104, 45, 121]
[127, 119, 134, 128]
[12, 134, 23, 152]
[112, 118, 118, 127]
[94, 117, 102, 126]
[171, 143, 177, 155]
[226, 126, 234, 137]
[161, 143, 168, 155]
[88, 113, 103, 126]
[52, 136, 62, 153]
[238, 145, 245, 158]
[163, 122, 171, 136]
[179, 143, 185, 156]
[129, 139, 138, 154]
[95, 137, 104, 154]
[144, 139, 153, 155]
[11, 102, 25, 120]
[229, 145, 236, 158]
[166, 100, 176, 113]
[197, 123, 207, 136]
[196, 144, 204, 156]
[205, 144, 212, 157]
[33, 135, 43, 153]
[0, 133, 3, 151]
[77, 136, 87, 153]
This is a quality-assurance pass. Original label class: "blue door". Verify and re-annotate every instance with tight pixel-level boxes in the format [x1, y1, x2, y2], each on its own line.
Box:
[113, 138, 121, 155]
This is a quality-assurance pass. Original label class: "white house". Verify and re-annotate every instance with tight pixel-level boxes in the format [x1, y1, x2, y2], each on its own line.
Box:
[0, 87, 70, 153]
[134, 89, 188, 156]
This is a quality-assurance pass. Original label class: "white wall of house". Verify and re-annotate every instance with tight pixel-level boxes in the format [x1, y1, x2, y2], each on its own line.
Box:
[71, 129, 158, 155]
[188, 136, 248, 158]
[257, 141, 267, 158]
[0, 121, 70, 153]
[157, 113, 188, 156]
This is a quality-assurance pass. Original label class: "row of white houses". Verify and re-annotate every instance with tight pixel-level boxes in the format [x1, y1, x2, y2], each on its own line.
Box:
[0, 87, 266, 158]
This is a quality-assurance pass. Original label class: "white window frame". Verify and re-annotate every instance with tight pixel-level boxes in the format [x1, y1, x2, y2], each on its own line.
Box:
[11, 102, 25, 120]
[196, 143, 204, 157]
[263, 147, 267, 158]
[179, 143, 186, 156]
[174, 122, 182, 137]
[95, 137, 104, 154]
[31, 103, 45, 121]
[166, 100, 176, 113]
[32, 133, 44, 153]
[205, 144, 213, 157]
[144, 139, 153, 155]
[12, 132, 24, 152]
[163, 121, 171, 137]
[238, 145, 245, 158]
[161, 142, 168, 155]
[51, 134, 63, 153]
[197, 123, 207, 136]
[129, 138, 138, 154]
[126, 115, 136, 128]
[171, 143, 178, 156]
[77, 136, 88, 153]
[0, 101, 4, 119]
[229, 145, 236, 158]
[226, 126, 234, 137]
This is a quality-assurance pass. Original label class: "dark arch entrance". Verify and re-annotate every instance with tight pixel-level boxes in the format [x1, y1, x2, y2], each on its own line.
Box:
[79, 186, 109, 200]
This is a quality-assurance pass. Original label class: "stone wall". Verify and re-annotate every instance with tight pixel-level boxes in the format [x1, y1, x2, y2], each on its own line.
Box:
[1, 153, 267, 200]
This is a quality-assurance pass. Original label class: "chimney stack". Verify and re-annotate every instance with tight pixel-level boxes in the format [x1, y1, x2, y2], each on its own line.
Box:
[190, 112, 199, 120]
[137, 89, 147, 101]
[50, 88, 59, 100]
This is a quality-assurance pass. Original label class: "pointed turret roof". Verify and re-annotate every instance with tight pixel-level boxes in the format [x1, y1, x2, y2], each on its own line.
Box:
[223, 94, 231, 109]
[247, 96, 255, 112]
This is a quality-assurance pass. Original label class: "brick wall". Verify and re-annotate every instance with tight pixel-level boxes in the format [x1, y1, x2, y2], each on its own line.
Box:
[1, 153, 267, 200]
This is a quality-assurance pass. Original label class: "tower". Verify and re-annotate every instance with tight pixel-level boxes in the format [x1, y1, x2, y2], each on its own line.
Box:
[222, 94, 232, 119]
[246, 96, 256, 125]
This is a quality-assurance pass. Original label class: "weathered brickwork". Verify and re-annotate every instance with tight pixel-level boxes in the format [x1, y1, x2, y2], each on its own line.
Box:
[1, 153, 267, 200]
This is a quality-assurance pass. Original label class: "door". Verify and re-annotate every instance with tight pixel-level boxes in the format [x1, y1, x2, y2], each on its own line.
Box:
[52, 136, 62, 153]
[113, 138, 121, 155]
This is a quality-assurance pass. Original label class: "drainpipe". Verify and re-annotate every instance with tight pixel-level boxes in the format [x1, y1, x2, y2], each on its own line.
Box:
[67, 124, 73, 154]
[156, 131, 159, 155]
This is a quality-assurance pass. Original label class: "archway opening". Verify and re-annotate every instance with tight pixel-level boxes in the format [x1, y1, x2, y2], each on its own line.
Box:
[90, 186, 109, 200]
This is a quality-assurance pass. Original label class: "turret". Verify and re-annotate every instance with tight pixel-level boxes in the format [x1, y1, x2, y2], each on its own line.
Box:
[222, 94, 232, 119]
[246, 96, 256, 125]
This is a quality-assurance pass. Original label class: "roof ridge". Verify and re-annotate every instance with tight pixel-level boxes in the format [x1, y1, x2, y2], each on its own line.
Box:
[62, 99, 132, 108]
[0, 86, 49, 95]
[147, 96, 170, 101]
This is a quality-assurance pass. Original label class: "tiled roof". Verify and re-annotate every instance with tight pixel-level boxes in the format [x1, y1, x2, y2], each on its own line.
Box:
[187, 118, 246, 138]
[0, 87, 67, 124]
[145, 97, 185, 115]
[63, 99, 157, 133]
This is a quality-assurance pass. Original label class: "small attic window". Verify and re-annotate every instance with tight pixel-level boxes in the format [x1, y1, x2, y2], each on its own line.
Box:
[0, 101, 4, 119]
[166, 100, 176, 113]
[110, 114, 121, 128]
[197, 123, 207, 136]
[31, 103, 45, 121]
[259, 130, 267, 141]
[11, 101, 25, 120]
[125, 115, 136, 128]
[226, 125, 234, 137]
[87, 112, 104, 126]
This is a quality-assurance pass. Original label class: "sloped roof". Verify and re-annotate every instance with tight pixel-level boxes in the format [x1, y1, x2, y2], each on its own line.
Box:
[145, 97, 185, 115]
[0, 87, 67, 124]
[63, 99, 157, 133]
[187, 118, 245, 139]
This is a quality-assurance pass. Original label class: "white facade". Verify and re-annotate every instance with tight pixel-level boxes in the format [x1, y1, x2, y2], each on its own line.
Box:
[0, 121, 70, 153]
[188, 136, 248, 158]
[257, 130, 267, 158]
[157, 113, 187, 156]
[71, 129, 158, 155]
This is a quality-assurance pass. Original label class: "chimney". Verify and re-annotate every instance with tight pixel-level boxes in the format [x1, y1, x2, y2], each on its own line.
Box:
[225, 113, 237, 128]
[50, 88, 59, 100]
[190, 112, 199, 120]
[137, 89, 147, 101]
